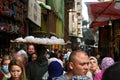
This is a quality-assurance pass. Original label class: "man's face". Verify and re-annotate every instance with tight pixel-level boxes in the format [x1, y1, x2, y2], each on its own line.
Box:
[27, 45, 35, 55]
[70, 52, 89, 76]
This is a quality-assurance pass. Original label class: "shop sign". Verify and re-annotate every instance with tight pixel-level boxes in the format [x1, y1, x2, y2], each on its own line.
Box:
[28, 0, 41, 27]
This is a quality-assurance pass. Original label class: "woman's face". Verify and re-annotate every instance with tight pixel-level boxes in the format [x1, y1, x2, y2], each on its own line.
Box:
[31, 54, 37, 61]
[10, 65, 22, 79]
[89, 59, 98, 72]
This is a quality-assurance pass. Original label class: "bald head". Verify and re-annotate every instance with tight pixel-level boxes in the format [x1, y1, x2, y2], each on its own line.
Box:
[68, 50, 89, 76]
[69, 50, 88, 63]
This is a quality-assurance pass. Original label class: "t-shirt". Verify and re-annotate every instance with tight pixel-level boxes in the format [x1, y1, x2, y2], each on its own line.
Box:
[63, 52, 71, 61]
[52, 74, 67, 80]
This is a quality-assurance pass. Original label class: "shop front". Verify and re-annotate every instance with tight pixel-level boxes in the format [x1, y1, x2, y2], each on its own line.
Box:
[86, 1, 120, 59]
[0, 0, 28, 56]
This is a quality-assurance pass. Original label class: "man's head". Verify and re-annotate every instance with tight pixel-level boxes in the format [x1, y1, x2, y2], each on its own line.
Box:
[96, 54, 101, 59]
[27, 44, 36, 55]
[68, 50, 89, 76]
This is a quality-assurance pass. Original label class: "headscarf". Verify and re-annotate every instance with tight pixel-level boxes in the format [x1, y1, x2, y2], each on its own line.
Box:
[48, 58, 63, 67]
[101, 57, 115, 70]
[48, 61, 63, 80]
[89, 56, 101, 74]
[89, 56, 98, 64]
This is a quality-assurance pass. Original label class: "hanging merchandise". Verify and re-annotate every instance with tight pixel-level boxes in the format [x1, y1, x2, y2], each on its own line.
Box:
[12, 2, 17, 19]
[3, 0, 9, 16]
[0, 0, 3, 14]
[0, 0, 28, 56]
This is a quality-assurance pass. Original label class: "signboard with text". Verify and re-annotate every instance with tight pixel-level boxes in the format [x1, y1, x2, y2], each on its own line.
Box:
[28, 0, 41, 27]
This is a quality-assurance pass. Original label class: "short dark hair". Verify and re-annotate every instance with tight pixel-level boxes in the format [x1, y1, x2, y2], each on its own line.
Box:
[27, 44, 36, 50]
[1, 55, 12, 66]
[36, 44, 47, 56]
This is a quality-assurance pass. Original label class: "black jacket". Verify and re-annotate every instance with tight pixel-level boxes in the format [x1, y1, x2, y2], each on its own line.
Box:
[26, 56, 48, 80]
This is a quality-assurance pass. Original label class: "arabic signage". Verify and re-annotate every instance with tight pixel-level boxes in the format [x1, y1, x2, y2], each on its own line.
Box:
[28, 0, 41, 27]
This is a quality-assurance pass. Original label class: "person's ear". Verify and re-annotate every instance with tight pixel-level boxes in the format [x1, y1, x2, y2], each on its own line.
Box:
[69, 62, 74, 70]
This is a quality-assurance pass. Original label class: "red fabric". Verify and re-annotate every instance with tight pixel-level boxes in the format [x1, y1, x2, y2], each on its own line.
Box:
[0, 0, 3, 14]
[0, 71, 4, 80]
[86, 2, 120, 28]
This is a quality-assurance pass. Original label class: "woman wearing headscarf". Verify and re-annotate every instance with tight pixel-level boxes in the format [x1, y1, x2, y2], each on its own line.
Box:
[102, 61, 120, 80]
[89, 56, 101, 79]
[47, 58, 64, 80]
[94, 57, 115, 80]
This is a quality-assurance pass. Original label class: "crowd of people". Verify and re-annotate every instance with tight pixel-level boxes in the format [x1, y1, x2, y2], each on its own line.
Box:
[0, 43, 120, 80]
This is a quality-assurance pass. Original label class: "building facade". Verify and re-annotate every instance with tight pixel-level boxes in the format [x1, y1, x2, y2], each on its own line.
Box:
[64, 0, 83, 50]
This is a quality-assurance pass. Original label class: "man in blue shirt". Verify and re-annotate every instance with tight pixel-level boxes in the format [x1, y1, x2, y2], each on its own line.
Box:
[53, 50, 89, 80]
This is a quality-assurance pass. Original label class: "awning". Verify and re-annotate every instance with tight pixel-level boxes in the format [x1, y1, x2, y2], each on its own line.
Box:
[86, 1, 120, 28]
